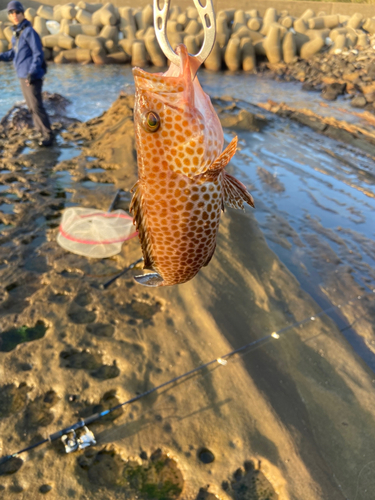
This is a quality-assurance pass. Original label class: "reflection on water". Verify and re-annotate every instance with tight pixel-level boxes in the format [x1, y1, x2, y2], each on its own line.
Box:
[0, 63, 368, 124]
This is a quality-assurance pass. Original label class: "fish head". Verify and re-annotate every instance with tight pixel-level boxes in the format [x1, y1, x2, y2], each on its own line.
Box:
[133, 44, 223, 178]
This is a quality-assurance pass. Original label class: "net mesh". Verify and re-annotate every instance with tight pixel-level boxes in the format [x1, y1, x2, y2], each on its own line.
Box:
[57, 207, 137, 258]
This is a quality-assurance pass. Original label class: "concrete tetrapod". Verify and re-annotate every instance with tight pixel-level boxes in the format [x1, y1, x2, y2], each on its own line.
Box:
[92, 6, 116, 27]
[58, 48, 91, 63]
[58, 34, 75, 50]
[305, 28, 330, 40]
[53, 6, 63, 23]
[241, 37, 256, 72]
[329, 27, 348, 41]
[0, 8, 8, 23]
[141, 4, 153, 31]
[0, 38, 8, 52]
[264, 24, 282, 64]
[25, 7, 36, 24]
[59, 19, 70, 34]
[185, 19, 202, 36]
[37, 5, 54, 21]
[224, 37, 241, 71]
[65, 24, 99, 38]
[362, 18, 375, 35]
[204, 40, 222, 72]
[347, 13, 363, 30]
[283, 31, 297, 64]
[76, 9, 93, 25]
[260, 7, 277, 36]
[144, 33, 166, 67]
[42, 34, 60, 48]
[294, 18, 308, 34]
[60, 5, 76, 21]
[281, 16, 294, 29]
[184, 34, 199, 56]
[34, 16, 50, 38]
[77, 2, 102, 13]
[357, 32, 369, 47]
[330, 33, 346, 54]
[106, 51, 129, 63]
[75, 34, 103, 50]
[254, 39, 266, 57]
[233, 9, 248, 27]
[119, 7, 137, 31]
[300, 36, 325, 59]
[100, 25, 119, 43]
[3, 25, 13, 43]
[216, 10, 230, 48]
[248, 17, 262, 31]
[300, 8, 315, 21]
[308, 15, 339, 30]
[131, 39, 147, 67]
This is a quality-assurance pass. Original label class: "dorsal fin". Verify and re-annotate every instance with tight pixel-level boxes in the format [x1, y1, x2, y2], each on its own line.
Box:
[129, 181, 155, 270]
[223, 173, 255, 210]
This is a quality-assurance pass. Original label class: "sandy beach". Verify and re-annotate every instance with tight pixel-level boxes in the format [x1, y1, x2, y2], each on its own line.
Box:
[0, 1, 374, 498]
[0, 73, 374, 500]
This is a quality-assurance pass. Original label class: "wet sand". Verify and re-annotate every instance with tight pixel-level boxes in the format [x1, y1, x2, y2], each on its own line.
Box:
[0, 92, 375, 500]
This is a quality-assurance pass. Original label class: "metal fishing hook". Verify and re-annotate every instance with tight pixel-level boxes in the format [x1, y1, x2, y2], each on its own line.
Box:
[154, 0, 216, 77]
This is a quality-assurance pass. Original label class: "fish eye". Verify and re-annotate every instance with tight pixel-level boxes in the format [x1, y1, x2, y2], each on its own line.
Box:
[142, 111, 160, 133]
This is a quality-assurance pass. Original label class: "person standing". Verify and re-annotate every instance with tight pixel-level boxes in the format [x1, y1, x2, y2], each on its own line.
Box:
[0, 1, 53, 147]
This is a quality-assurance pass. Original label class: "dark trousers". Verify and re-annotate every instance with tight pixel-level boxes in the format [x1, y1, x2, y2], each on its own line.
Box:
[19, 78, 52, 139]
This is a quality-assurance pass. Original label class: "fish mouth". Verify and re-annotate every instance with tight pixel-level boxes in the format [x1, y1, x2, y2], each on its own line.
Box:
[133, 44, 192, 95]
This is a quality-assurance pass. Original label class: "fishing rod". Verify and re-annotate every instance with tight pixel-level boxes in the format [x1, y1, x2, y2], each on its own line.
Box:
[1, 290, 374, 471]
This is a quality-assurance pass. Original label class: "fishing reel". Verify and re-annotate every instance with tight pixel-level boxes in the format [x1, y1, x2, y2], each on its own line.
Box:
[61, 426, 96, 454]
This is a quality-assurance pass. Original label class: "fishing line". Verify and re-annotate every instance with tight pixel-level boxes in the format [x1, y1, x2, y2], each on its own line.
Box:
[1, 289, 374, 469]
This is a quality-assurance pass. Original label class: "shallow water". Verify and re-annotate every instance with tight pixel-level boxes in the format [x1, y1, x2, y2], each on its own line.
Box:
[1, 63, 375, 500]
[0, 63, 367, 124]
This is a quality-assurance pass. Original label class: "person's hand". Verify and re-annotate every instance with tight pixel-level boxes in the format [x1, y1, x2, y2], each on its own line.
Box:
[26, 74, 35, 86]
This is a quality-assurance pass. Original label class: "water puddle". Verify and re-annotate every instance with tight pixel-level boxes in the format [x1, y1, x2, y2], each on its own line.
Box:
[0, 202, 15, 214]
[81, 180, 112, 190]
[86, 167, 105, 174]
[0, 320, 48, 352]
[0, 222, 13, 232]
[57, 145, 81, 163]
[233, 115, 375, 366]
[0, 169, 11, 174]
[55, 170, 73, 189]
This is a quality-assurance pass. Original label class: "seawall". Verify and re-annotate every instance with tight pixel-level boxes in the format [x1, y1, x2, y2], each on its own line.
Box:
[1, 0, 375, 18]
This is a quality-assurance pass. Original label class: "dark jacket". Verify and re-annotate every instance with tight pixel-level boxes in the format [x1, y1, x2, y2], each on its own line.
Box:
[0, 19, 46, 80]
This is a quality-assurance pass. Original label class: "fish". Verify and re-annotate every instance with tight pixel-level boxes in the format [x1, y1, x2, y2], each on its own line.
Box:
[130, 44, 254, 287]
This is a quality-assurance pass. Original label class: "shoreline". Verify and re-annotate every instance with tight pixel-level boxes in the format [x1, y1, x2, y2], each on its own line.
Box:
[0, 86, 374, 499]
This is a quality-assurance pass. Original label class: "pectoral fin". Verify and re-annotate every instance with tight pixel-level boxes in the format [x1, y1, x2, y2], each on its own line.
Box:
[223, 172, 255, 210]
[199, 136, 238, 182]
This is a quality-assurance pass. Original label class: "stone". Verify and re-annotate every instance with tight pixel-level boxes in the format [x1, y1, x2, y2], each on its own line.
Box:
[350, 95, 367, 108]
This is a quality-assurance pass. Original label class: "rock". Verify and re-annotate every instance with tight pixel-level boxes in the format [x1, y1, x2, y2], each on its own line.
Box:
[39, 484, 53, 494]
[321, 82, 346, 101]
[350, 95, 367, 108]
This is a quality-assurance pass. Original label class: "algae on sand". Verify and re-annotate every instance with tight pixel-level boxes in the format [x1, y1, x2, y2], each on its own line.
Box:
[0, 320, 47, 352]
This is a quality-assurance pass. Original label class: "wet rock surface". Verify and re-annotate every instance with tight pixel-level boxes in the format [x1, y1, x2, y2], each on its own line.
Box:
[264, 47, 375, 115]
[0, 87, 374, 500]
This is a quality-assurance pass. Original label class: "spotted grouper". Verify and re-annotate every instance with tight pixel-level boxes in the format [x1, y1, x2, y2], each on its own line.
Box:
[130, 44, 254, 287]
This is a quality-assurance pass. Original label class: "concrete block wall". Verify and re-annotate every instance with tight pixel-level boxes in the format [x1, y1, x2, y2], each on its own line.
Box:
[1, 1, 375, 18]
